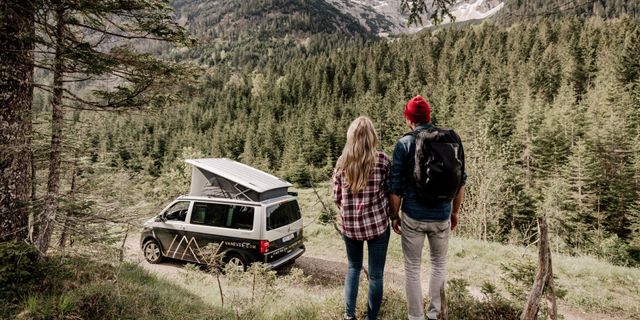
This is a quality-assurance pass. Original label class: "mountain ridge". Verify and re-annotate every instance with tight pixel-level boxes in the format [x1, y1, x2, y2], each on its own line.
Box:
[324, 0, 505, 36]
[169, 0, 374, 68]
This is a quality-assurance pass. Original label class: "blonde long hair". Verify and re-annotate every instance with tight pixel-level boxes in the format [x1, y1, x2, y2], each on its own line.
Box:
[336, 116, 379, 194]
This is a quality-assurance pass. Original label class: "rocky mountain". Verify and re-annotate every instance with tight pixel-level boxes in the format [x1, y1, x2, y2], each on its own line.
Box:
[325, 0, 505, 36]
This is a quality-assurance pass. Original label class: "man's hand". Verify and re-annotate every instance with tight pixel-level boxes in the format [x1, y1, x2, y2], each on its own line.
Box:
[392, 217, 402, 235]
[451, 212, 458, 231]
[451, 185, 464, 231]
[389, 194, 403, 235]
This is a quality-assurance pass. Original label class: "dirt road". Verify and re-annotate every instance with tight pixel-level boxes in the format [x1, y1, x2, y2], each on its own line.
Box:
[126, 233, 400, 287]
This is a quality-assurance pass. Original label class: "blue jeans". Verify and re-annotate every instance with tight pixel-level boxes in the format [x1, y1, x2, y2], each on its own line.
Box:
[343, 227, 390, 320]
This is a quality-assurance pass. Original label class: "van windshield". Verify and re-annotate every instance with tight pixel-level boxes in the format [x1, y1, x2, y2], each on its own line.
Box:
[266, 200, 301, 231]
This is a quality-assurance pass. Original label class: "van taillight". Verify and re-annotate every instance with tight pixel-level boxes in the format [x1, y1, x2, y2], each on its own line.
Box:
[259, 240, 270, 254]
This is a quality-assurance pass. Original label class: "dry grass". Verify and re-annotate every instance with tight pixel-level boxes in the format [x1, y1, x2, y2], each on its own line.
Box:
[294, 184, 640, 319]
[42, 172, 639, 319]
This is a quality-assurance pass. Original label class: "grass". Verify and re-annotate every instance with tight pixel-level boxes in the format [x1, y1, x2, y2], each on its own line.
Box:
[294, 185, 640, 319]
[174, 265, 346, 319]
[6, 179, 638, 319]
[1, 250, 232, 320]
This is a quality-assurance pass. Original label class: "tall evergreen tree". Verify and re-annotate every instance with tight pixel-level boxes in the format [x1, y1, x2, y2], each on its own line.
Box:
[617, 24, 640, 90]
[33, 0, 194, 254]
[559, 139, 597, 252]
[0, 0, 37, 241]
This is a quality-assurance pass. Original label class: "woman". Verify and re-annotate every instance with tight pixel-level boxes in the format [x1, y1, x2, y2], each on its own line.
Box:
[332, 116, 391, 320]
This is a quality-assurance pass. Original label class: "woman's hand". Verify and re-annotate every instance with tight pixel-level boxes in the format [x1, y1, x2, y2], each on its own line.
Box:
[392, 217, 402, 235]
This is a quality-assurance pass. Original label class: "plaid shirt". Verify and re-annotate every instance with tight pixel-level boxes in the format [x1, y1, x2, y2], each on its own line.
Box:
[332, 151, 391, 241]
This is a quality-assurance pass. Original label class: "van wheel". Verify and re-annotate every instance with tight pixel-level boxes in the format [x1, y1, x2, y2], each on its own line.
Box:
[225, 253, 247, 272]
[143, 239, 163, 264]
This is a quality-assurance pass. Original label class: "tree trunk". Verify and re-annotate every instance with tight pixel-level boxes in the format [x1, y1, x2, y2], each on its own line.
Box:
[28, 150, 37, 242]
[35, 7, 65, 254]
[0, 0, 35, 242]
[58, 156, 78, 248]
[521, 217, 552, 320]
[545, 245, 558, 320]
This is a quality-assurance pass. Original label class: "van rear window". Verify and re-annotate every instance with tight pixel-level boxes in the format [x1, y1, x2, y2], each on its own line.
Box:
[266, 200, 301, 231]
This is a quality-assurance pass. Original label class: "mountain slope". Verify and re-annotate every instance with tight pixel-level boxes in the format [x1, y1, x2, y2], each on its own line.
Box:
[172, 0, 372, 40]
[169, 0, 375, 68]
[494, 0, 640, 23]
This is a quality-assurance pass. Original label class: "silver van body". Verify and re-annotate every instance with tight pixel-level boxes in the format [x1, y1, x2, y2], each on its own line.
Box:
[140, 158, 304, 269]
[140, 194, 304, 269]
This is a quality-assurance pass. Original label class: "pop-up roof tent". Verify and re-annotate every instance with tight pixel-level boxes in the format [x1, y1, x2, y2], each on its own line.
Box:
[185, 158, 292, 202]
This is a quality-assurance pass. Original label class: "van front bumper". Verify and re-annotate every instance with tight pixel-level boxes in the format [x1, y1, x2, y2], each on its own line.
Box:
[267, 245, 305, 269]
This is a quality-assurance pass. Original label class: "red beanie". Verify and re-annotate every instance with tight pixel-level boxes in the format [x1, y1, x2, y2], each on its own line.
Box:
[404, 95, 431, 123]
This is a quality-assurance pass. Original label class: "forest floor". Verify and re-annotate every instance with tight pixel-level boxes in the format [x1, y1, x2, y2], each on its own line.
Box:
[113, 183, 639, 319]
[124, 231, 623, 320]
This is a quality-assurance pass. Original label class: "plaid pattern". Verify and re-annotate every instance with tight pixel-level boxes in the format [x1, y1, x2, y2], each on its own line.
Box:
[332, 151, 391, 241]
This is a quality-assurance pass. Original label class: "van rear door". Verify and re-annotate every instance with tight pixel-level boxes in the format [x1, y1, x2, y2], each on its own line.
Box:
[263, 199, 303, 263]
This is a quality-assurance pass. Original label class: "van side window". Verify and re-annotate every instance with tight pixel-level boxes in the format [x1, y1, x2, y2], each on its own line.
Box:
[191, 202, 254, 230]
[191, 203, 227, 227]
[227, 205, 254, 230]
[165, 201, 189, 222]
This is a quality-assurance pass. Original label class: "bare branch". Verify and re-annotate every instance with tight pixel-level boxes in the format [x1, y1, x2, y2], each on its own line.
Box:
[67, 20, 173, 42]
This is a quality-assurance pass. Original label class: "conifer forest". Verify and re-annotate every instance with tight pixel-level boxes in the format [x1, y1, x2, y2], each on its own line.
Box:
[76, 13, 640, 266]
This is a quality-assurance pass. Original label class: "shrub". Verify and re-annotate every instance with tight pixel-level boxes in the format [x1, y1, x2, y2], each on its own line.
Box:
[501, 258, 567, 303]
[599, 235, 635, 267]
[447, 278, 521, 320]
[0, 241, 43, 301]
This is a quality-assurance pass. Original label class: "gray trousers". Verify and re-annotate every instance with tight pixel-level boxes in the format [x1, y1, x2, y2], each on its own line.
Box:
[401, 214, 450, 320]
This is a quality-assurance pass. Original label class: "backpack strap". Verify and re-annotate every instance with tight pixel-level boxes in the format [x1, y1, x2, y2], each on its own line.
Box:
[403, 126, 437, 138]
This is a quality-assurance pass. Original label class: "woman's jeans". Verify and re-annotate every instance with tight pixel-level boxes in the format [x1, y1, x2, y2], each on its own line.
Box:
[401, 215, 450, 320]
[343, 227, 390, 320]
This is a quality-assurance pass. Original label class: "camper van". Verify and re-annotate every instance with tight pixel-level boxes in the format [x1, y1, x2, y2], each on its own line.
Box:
[140, 158, 305, 270]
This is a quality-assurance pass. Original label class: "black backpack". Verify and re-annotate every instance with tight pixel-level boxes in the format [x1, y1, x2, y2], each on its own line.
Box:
[405, 127, 464, 205]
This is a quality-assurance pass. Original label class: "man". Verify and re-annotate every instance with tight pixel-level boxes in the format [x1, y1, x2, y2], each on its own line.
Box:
[389, 95, 466, 320]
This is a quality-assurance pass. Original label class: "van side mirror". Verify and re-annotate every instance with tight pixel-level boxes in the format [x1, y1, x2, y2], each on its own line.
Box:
[156, 213, 167, 222]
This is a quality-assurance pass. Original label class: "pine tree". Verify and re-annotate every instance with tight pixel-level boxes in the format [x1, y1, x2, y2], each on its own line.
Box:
[34, 0, 194, 254]
[458, 115, 507, 242]
[617, 25, 640, 90]
[559, 139, 597, 252]
[532, 44, 562, 103]
[0, 0, 37, 241]
[534, 82, 575, 174]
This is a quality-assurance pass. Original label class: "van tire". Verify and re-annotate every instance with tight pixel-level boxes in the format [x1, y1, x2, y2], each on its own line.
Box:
[225, 253, 247, 272]
[143, 239, 163, 264]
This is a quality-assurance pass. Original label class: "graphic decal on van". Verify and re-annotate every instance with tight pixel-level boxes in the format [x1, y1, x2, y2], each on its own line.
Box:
[166, 234, 209, 263]
[161, 234, 256, 264]
[223, 241, 257, 250]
